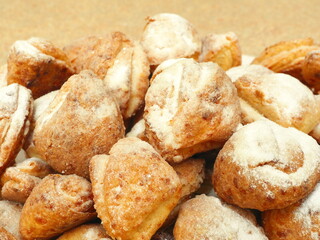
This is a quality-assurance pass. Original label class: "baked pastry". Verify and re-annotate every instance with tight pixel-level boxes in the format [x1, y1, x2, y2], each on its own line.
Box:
[252, 38, 320, 80]
[1, 157, 54, 203]
[19, 174, 96, 240]
[163, 158, 205, 226]
[0, 200, 22, 240]
[64, 32, 131, 78]
[90, 137, 182, 240]
[33, 71, 125, 178]
[24, 90, 58, 154]
[57, 223, 111, 240]
[0, 84, 33, 175]
[141, 13, 201, 70]
[262, 182, 320, 240]
[199, 32, 242, 70]
[144, 58, 240, 163]
[302, 50, 320, 93]
[226, 64, 273, 83]
[172, 158, 205, 201]
[6, 37, 74, 98]
[235, 72, 320, 133]
[226, 64, 274, 124]
[213, 119, 320, 211]
[0, 64, 7, 88]
[32, 90, 58, 122]
[0, 227, 17, 240]
[64, 32, 149, 119]
[174, 194, 268, 240]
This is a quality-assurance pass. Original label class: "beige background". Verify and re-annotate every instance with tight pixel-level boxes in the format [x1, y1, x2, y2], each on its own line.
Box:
[0, 0, 319, 64]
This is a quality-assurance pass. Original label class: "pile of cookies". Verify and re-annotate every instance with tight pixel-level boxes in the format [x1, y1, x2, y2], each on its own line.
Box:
[0, 12, 320, 240]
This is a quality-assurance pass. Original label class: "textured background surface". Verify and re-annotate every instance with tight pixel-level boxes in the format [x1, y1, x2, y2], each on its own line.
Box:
[0, 0, 319, 63]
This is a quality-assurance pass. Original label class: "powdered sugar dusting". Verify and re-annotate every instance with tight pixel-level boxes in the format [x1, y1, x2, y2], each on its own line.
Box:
[0, 200, 22, 239]
[141, 13, 200, 65]
[104, 46, 133, 114]
[294, 183, 320, 239]
[177, 195, 267, 239]
[262, 73, 314, 117]
[231, 119, 320, 189]
[83, 227, 111, 239]
[226, 64, 272, 82]
[146, 58, 238, 150]
[33, 90, 58, 121]
[12, 40, 50, 60]
[146, 59, 186, 148]
[35, 89, 68, 131]
[0, 84, 32, 167]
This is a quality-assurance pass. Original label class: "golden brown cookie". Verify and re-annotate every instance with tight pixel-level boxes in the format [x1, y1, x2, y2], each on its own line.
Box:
[64, 32, 149, 119]
[33, 71, 125, 178]
[1, 157, 54, 203]
[0, 200, 22, 240]
[90, 137, 182, 240]
[199, 32, 242, 70]
[263, 182, 320, 240]
[252, 38, 320, 80]
[213, 119, 320, 211]
[0, 84, 33, 175]
[174, 195, 268, 240]
[144, 58, 240, 163]
[57, 224, 111, 240]
[19, 174, 96, 240]
[235, 72, 320, 133]
[141, 13, 201, 69]
[6, 37, 74, 99]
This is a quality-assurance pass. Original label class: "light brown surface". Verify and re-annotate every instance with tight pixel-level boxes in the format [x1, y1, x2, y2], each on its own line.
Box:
[90, 137, 182, 240]
[6, 38, 74, 99]
[173, 195, 267, 240]
[0, 84, 33, 175]
[19, 174, 96, 240]
[212, 120, 320, 211]
[262, 182, 320, 239]
[1, 158, 54, 203]
[144, 58, 240, 163]
[33, 71, 125, 179]
[1, 0, 320, 64]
